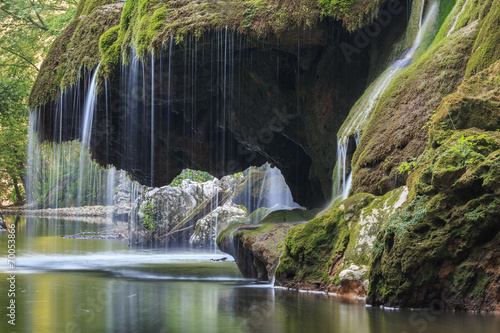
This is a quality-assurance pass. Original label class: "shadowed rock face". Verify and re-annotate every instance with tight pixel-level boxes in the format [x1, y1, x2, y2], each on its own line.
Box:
[32, 1, 411, 208]
[35, 26, 365, 208]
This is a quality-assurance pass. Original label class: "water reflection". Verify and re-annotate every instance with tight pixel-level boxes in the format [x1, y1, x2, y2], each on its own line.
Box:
[0, 216, 499, 333]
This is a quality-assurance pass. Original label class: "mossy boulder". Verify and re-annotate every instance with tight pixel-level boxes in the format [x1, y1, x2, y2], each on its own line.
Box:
[274, 186, 409, 293]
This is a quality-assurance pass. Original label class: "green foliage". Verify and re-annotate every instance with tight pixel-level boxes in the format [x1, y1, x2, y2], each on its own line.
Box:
[319, 0, 354, 16]
[0, 1, 77, 203]
[0, 1, 77, 75]
[399, 158, 417, 175]
[0, 76, 30, 204]
[169, 169, 214, 187]
[140, 199, 158, 232]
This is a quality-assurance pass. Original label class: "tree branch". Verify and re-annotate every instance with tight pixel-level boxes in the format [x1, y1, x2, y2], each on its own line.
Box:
[0, 45, 39, 71]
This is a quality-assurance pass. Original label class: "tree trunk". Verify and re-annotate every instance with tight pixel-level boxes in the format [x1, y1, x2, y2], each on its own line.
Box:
[10, 174, 23, 203]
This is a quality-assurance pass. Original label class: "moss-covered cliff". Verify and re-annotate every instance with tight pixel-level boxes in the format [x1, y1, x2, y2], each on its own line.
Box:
[367, 60, 500, 312]
[351, 0, 500, 196]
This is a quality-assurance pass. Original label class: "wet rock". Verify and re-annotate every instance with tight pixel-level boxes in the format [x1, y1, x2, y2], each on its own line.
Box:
[217, 222, 303, 282]
[131, 177, 238, 246]
[189, 202, 246, 247]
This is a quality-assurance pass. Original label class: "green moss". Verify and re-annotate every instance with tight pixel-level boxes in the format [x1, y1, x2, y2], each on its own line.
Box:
[275, 208, 350, 284]
[367, 128, 500, 309]
[465, 0, 500, 77]
[80, 0, 113, 16]
[433, 60, 500, 132]
[351, 17, 478, 195]
[215, 222, 245, 246]
[472, 274, 489, 298]
[61, 4, 123, 89]
[29, 1, 123, 108]
[100, 25, 122, 77]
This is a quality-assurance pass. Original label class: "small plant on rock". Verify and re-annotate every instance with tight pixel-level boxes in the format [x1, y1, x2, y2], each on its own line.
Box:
[141, 199, 158, 232]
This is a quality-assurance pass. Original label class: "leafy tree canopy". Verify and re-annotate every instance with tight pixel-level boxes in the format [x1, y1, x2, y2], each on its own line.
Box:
[0, 0, 77, 204]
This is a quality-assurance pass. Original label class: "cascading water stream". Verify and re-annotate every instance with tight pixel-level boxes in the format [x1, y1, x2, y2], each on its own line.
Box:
[334, 1, 439, 201]
[77, 64, 101, 207]
[419, 0, 426, 29]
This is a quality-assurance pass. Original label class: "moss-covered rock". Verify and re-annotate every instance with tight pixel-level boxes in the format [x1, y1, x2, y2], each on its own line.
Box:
[367, 128, 500, 312]
[434, 59, 500, 131]
[274, 186, 409, 293]
[339, 186, 408, 283]
[217, 223, 300, 281]
[351, 20, 479, 196]
[275, 208, 350, 287]
[29, 0, 122, 108]
[465, 0, 500, 77]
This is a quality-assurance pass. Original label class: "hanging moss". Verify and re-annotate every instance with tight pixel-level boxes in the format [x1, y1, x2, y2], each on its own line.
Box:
[75, 0, 114, 17]
[28, 1, 123, 108]
[61, 3, 124, 89]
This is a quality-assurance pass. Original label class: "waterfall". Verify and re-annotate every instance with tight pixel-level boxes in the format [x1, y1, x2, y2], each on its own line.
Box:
[77, 64, 100, 207]
[26, 65, 140, 212]
[334, 2, 440, 201]
[151, 52, 155, 186]
[334, 135, 360, 201]
[419, 0, 426, 29]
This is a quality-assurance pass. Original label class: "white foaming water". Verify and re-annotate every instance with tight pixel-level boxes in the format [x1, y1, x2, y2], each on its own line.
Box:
[0, 251, 234, 273]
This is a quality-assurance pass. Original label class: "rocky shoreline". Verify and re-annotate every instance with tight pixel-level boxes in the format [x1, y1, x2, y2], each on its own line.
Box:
[3, 205, 113, 217]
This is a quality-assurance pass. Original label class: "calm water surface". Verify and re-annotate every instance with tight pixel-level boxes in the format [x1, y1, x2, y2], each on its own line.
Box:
[0, 216, 498, 333]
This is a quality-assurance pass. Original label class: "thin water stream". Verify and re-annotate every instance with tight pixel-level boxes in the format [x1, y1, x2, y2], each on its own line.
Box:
[1, 216, 498, 332]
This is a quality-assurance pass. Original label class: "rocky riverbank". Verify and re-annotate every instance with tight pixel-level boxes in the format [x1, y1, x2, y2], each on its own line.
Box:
[2, 205, 115, 222]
